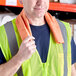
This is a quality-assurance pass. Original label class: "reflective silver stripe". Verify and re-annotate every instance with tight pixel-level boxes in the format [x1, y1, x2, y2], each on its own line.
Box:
[4, 22, 18, 56]
[4, 21, 23, 76]
[57, 19, 67, 76]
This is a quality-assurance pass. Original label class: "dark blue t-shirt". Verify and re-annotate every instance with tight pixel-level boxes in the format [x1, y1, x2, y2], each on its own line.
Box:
[71, 37, 76, 64]
[0, 23, 76, 64]
[30, 23, 50, 63]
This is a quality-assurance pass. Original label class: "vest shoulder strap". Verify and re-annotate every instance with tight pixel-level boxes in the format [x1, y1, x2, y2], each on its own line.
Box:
[56, 19, 68, 76]
[4, 21, 23, 76]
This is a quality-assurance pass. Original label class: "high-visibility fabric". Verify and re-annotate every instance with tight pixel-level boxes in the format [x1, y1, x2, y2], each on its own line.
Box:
[4, 21, 23, 76]
[0, 19, 71, 76]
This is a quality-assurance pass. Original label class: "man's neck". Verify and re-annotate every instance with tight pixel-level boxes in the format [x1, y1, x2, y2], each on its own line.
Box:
[25, 13, 46, 26]
[29, 17, 46, 26]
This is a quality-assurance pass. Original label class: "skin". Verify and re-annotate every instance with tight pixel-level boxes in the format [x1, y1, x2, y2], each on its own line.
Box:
[23, 0, 49, 25]
[0, 0, 49, 76]
[72, 63, 76, 76]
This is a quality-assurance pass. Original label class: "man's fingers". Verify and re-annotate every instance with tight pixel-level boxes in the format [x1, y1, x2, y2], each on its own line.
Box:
[25, 40, 35, 47]
[24, 36, 35, 43]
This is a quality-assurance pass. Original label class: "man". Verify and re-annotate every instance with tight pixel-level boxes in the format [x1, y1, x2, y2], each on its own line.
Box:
[0, 0, 75, 76]
[71, 37, 76, 76]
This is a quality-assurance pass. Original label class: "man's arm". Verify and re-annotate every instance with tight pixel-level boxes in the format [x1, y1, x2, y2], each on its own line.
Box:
[72, 64, 76, 76]
[71, 37, 76, 76]
[0, 54, 23, 76]
[0, 36, 36, 76]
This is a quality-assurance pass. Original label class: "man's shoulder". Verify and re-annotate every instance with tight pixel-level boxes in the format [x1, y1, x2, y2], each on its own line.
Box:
[0, 18, 16, 42]
[0, 18, 16, 30]
[56, 18, 70, 28]
[0, 13, 17, 26]
[61, 20, 72, 38]
[56, 19, 72, 42]
[56, 19, 71, 34]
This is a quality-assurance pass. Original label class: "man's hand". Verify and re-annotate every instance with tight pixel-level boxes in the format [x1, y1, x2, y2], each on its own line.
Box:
[17, 36, 36, 62]
[71, 63, 76, 76]
[0, 36, 36, 76]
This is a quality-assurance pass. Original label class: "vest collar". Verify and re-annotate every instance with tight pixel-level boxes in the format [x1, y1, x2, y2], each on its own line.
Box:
[16, 9, 64, 44]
